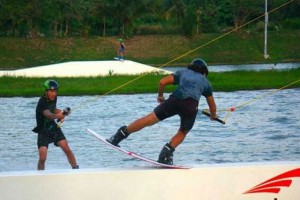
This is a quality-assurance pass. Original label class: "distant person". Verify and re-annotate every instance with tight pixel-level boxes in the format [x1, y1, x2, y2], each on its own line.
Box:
[114, 38, 126, 61]
[107, 58, 218, 165]
[32, 80, 78, 170]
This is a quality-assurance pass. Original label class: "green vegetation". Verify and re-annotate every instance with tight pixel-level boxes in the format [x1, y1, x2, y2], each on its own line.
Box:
[1, 0, 299, 37]
[1, 68, 299, 97]
[1, 1, 299, 97]
[1, 31, 300, 69]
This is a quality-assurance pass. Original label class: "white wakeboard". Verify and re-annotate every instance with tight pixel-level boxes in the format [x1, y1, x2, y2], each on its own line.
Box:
[87, 128, 189, 169]
[114, 57, 124, 61]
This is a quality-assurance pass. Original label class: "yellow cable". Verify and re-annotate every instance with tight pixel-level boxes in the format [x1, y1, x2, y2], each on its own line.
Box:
[156, 0, 295, 70]
[234, 78, 300, 110]
[63, 0, 296, 125]
[73, 0, 296, 112]
[203, 78, 300, 124]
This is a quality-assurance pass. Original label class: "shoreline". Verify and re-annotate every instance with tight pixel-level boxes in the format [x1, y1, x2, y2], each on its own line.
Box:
[1, 68, 300, 97]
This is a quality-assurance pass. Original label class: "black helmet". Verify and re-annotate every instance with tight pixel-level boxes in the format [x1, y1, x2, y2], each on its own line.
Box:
[44, 80, 59, 90]
[187, 58, 209, 76]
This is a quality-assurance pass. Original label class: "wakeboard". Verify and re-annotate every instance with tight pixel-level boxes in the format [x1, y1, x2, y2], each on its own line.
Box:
[87, 128, 189, 169]
[114, 57, 124, 61]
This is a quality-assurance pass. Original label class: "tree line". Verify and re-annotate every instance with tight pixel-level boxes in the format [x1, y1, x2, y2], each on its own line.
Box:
[0, 0, 299, 38]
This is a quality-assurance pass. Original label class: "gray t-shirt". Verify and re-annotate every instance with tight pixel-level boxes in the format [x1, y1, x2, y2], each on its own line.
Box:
[172, 69, 212, 101]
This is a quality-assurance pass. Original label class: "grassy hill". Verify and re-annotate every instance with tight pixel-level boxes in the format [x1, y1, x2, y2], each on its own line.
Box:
[0, 30, 299, 69]
[1, 30, 299, 97]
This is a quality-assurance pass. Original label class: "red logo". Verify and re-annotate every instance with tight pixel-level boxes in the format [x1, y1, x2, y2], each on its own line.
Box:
[244, 168, 300, 194]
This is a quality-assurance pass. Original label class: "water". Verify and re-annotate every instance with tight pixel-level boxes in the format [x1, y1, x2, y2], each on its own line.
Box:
[0, 89, 300, 172]
[164, 62, 300, 72]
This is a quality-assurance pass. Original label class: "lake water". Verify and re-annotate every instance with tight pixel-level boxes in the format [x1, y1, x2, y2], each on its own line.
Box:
[164, 62, 300, 72]
[0, 89, 299, 172]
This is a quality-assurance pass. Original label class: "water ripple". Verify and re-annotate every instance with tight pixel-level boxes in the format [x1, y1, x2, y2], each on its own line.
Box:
[0, 89, 299, 171]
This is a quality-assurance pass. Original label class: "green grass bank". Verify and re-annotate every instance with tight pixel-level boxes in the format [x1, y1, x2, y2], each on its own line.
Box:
[1, 31, 299, 97]
[0, 30, 300, 69]
[1, 68, 299, 97]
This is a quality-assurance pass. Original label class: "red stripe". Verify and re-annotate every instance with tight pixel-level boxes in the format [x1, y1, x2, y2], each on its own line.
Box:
[244, 168, 300, 194]
[253, 168, 300, 188]
[244, 180, 292, 194]
[245, 188, 281, 194]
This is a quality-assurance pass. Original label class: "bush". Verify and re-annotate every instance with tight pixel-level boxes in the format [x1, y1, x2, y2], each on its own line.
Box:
[134, 24, 181, 35]
[135, 24, 164, 35]
[281, 18, 300, 30]
[181, 6, 196, 37]
[255, 21, 279, 32]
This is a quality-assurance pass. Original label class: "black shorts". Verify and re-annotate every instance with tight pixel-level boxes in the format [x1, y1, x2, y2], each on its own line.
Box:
[119, 47, 125, 53]
[37, 128, 66, 148]
[154, 95, 199, 131]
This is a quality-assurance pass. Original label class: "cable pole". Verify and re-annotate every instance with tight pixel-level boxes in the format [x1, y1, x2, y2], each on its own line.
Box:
[264, 0, 269, 59]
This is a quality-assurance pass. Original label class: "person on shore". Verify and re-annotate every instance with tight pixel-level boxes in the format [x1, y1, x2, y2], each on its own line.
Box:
[32, 80, 78, 170]
[115, 38, 126, 61]
[107, 58, 218, 165]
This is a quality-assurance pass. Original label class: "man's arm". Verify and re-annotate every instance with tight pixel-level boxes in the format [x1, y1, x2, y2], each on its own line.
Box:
[157, 75, 174, 103]
[43, 109, 64, 120]
[206, 95, 217, 119]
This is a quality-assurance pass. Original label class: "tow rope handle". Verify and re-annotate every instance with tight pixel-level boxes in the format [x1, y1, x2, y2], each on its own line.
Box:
[57, 107, 71, 128]
[202, 110, 225, 125]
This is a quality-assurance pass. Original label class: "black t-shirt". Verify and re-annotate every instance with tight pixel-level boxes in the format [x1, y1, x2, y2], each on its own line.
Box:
[35, 95, 57, 132]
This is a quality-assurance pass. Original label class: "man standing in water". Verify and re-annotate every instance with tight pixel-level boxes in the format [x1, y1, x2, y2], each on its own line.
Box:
[33, 80, 78, 170]
[107, 58, 218, 165]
